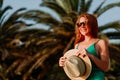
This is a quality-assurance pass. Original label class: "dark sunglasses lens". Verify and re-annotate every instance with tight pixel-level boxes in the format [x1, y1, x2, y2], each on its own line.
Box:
[77, 22, 85, 27]
[77, 23, 80, 27]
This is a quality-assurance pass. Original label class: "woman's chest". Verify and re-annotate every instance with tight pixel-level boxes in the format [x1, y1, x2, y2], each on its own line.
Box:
[77, 42, 100, 57]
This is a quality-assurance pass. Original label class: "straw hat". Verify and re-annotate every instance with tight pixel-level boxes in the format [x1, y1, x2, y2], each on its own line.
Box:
[63, 49, 92, 80]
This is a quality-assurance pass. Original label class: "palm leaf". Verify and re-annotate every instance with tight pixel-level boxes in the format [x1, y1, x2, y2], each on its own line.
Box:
[22, 10, 59, 26]
[99, 21, 120, 32]
[105, 32, 120, 39]
[0, 0, 3, 8]
[0, 6, 12, 26]
[85, 0, 93, 12]
[93, 0, 106, 15]
[69, 0, 79, 11]
[40, 1, 67, 16]
[2, 8, 26, 31]
[97, 2, 120, 17]
[79, 0, 85, 14]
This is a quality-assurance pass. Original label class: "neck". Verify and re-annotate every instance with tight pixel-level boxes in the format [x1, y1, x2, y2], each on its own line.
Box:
[84, 36, 93, 42]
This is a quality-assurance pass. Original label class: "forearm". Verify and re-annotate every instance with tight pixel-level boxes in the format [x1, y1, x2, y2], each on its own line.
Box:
[89, 54, 109, 72]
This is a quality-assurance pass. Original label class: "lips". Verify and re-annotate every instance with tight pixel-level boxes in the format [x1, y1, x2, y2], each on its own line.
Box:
[81, 28, 87, 32]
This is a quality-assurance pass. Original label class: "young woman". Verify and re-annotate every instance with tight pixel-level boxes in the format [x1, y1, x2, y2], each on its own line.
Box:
[59, 13, 110, 80]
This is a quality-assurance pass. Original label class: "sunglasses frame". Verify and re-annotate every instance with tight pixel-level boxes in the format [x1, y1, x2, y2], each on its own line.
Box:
[76, 22, 86, 27]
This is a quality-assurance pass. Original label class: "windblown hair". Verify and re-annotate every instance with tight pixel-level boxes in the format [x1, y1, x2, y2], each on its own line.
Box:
[74, 13, 98, 45]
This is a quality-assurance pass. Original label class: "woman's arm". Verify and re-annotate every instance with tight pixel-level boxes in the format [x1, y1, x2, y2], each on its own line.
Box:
[88, 39, 110, 72]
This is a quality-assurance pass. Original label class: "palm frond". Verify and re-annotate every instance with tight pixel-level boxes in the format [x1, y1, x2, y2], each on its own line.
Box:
[0, 6, 12, 26]
[56, 0, 73, 13]
[21, 10, 59, 26]
[69, 0, 79, 11]
[105, 32, 120, 39]
[97, 2, 120, 17]
[15, 29, 52, 40]
[0, 0, 3, 9]
[93, 0, 106, 15]
[79, 0, 85, 14]
[85, 0, 93, 12]
[0, 6, 12, 16]
[40, 1, 67, 16]
[1, 8, 26, 31]
[99, 21, 120, 32]
[109, 44, 120, 64]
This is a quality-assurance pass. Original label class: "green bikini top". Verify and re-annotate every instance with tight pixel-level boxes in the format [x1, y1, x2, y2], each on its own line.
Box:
[86, 42, 99, 58]
[76, 40, 100, 70]
[76, 40, 100, 58]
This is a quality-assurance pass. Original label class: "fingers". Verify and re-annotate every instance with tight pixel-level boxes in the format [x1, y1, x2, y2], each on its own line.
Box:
[59, 49, 88, 67]
[76, 49, 87, 58]
[75, 51, 81, 56]
[59, 57, 66, 67]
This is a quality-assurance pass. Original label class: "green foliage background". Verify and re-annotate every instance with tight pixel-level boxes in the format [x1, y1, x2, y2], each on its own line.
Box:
[0, 0, 120, 80]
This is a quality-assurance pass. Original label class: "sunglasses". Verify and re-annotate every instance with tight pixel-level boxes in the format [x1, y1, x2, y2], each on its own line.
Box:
[76, 22, 86, 27]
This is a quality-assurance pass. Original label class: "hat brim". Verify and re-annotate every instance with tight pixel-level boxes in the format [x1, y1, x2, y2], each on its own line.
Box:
[63, 49, 92, 80]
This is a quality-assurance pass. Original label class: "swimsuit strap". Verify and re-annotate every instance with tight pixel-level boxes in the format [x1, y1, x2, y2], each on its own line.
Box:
[94, 39, 100, 45]
[76, 39, 100, 49]
[75, 43, 79, 49]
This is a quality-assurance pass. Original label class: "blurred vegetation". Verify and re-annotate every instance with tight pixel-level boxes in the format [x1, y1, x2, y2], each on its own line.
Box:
[0, 0, 120, 80]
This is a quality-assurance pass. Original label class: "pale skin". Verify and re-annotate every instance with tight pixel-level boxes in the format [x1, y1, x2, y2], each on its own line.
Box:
[59, 17, 110, 72]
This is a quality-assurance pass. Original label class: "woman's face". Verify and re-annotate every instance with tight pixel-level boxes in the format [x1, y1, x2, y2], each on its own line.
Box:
[76, 17, 91, 36]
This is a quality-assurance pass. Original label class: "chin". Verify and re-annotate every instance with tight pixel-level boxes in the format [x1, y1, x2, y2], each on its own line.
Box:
[81, 32, 88, 35]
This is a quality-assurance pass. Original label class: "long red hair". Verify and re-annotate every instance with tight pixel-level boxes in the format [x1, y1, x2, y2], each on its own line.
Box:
[74, 13, 98, 45]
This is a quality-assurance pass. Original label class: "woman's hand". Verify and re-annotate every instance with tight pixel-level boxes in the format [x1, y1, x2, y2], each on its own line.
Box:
[75, 48, 89, 58]
[59, 56, 67, 67]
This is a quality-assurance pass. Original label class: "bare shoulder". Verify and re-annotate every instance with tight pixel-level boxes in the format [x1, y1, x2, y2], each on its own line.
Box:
[98, 39, 107, 44]
[95, 39, 109, 56]
[97, 39, 108, 48]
